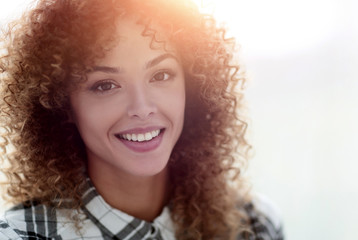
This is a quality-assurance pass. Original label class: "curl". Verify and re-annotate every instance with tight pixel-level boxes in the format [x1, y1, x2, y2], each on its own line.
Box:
[0, 0, 252, 239]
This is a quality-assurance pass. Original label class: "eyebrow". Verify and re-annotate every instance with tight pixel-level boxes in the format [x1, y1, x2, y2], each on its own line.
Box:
[145, 53, 179, 69]
[89, 66, 120, 74]
[89, 53, 179, 74]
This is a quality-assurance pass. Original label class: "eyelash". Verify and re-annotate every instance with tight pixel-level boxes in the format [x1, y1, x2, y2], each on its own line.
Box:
[151, 70, 175, 82]
[90, 80, 119, 92]
[90, 70, 176, 92]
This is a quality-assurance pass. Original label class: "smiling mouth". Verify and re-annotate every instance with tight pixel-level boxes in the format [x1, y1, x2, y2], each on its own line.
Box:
[115, 129, 164, 142]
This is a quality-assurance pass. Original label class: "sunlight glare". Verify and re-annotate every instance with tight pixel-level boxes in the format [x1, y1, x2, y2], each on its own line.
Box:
[192, 0, 338, 56]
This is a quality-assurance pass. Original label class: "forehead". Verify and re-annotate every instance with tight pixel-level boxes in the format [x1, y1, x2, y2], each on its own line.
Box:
[69, 17, 181, 89]
[100, 17, 178, 62]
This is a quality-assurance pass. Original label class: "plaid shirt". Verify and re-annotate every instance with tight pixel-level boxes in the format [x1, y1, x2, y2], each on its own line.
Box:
[0, 179, 284, 240]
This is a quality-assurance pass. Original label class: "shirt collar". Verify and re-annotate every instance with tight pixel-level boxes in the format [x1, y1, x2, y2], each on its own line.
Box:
[79, 178, 175, 240]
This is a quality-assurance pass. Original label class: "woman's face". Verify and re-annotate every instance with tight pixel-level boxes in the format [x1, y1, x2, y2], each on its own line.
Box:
[69, 18, 185, 178]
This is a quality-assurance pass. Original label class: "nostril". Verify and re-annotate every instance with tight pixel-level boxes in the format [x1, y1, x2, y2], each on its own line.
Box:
[126, 87, 157, 119]
[127, 102, 157, 119]
[128, 110, 155, 120]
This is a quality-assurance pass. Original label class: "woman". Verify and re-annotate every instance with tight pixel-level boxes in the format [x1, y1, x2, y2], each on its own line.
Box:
[0, 0, 283, 239]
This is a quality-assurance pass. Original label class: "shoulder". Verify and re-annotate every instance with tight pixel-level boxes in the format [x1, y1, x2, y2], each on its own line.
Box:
[0, 201, 85, 239]
[241, 193, 284, 240]
[0, 219, 22, 240]
[0, 203, 32, 239]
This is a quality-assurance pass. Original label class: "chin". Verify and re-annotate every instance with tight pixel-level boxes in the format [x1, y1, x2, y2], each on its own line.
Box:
[123, 154, 170, 178]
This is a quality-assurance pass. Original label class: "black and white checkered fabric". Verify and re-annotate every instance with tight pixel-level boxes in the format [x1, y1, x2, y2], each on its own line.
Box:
[0, 179, 284, 240]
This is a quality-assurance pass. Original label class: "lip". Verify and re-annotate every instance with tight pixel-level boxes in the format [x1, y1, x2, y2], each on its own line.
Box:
[116, 129, 165, 153]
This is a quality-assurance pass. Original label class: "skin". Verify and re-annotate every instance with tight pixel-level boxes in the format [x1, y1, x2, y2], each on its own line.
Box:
[69, 18, 186, 221]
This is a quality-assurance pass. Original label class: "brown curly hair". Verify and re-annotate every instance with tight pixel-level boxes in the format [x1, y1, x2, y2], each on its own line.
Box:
[0, 0, 251, 239]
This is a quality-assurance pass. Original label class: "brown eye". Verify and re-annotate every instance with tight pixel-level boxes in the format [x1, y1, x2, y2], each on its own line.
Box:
[98, 82, 115, 91]
[91, 80, 119, 92]
[151, 71, 173, 82]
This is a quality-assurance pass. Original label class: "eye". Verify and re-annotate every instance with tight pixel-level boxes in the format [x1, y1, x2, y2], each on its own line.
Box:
[151, 71, 174, 82]
[91, 80, 119, 92]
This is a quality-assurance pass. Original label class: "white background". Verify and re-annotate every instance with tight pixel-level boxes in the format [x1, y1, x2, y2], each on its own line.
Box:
[1, 1, 358, 239]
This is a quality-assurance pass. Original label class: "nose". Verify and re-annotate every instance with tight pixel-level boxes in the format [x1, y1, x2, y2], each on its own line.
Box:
[127, 85, 157, 120]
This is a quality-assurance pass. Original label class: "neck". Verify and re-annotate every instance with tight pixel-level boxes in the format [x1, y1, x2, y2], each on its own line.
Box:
[88, 163, 170, 222]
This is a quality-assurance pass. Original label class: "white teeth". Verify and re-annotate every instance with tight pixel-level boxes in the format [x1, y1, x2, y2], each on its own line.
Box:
[120, 129, 161, 142]
[132, 134, 137, 141]
[137, 134, 145, 142]
[152, 130, 160, 137]
[145, 132, 152, 141]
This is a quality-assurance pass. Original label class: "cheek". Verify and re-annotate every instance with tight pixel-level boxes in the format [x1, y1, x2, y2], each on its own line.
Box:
[167, 82, 186, 126]
[72, 107, 99, 142]
[176, 80, 186, 121]
[70, 101, 118, 155]
[178, 91, 186, 123]
[70, 96, 116, 136]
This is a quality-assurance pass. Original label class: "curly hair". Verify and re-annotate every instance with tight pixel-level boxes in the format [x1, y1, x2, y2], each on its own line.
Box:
[0, 0, 251, 239]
